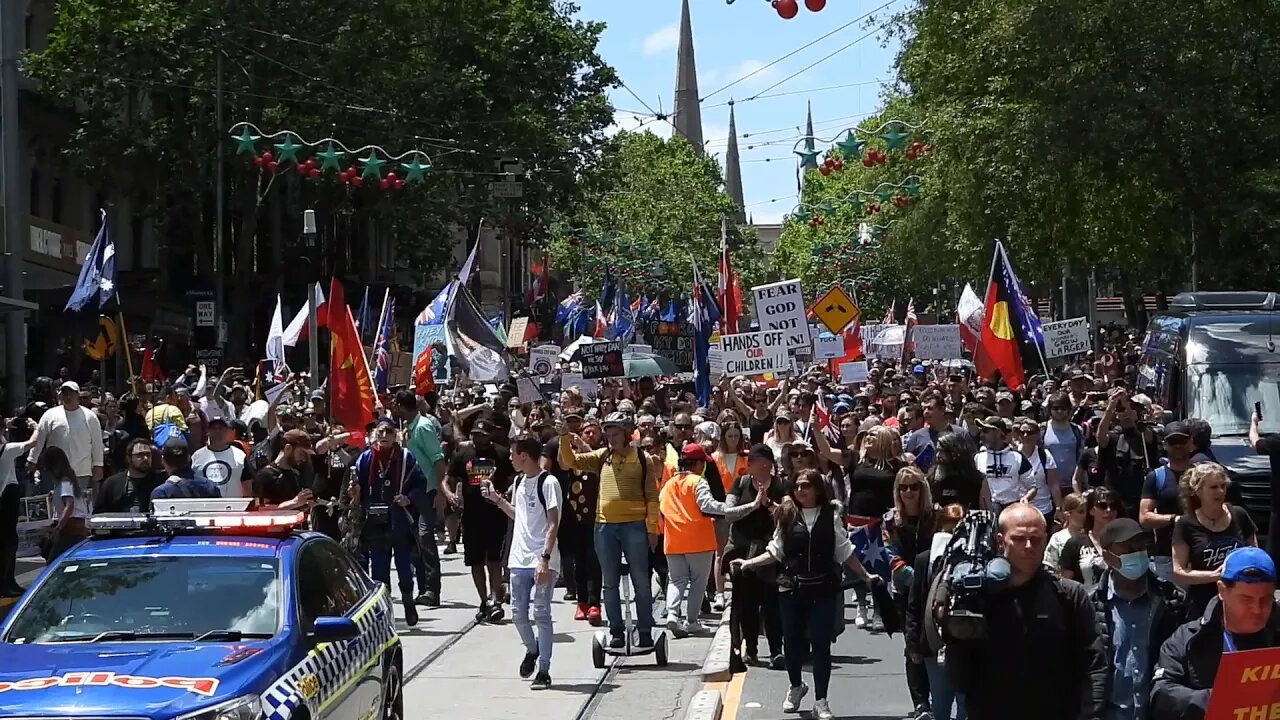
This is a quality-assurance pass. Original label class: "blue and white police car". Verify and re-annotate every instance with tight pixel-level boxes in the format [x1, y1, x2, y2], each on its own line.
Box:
[0, 502, 402, 720]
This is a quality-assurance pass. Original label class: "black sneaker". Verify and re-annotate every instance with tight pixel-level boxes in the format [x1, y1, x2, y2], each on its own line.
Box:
[608, 634, 626, 649]
[564, 590, 577, 601]
[475, 601, 491, 623]
[415, 591, 440, 607]
[531, 671, 551, 690]
[488, 603, 506, 623]
[519, 652, 537, 679]
[770, 654, 786, 670]
[403, 599, 419, 627]
[635, 632, 654, 648]
[444, 543, 457, 555]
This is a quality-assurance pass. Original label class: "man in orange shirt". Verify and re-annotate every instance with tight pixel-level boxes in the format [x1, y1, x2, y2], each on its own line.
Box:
[658, 443, 727, 637]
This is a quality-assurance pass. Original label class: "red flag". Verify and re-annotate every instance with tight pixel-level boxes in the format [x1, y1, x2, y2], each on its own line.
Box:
[140, 342, 165, 383]
[413, 345, 436, 396]
[718, 221, 741, 334]
[329, 281, 376, 444]
[976, 245, 1027, 389]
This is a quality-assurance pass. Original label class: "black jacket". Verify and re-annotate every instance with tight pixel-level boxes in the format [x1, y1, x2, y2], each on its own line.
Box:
[948, 568, 1108, 720]
[1151, 595, 1280, 720]
[1087, 569, 1189, 705]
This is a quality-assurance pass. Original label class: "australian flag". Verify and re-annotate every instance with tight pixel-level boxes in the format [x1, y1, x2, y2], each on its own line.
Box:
[65, 210, 116, 315]
[416, 282, 452, 326]
[610, 283, 635, 343]
[689, 259, 720, 407]
[850, 520, 892, 583]
[998, 241, 1045, 348]
[372, 297, 395, 393]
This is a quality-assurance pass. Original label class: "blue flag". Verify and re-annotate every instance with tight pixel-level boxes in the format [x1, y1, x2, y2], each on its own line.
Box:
[64, 210, 116, 314]
[611, 284, 634, 343]
[372, 296, 395, 393]
[599, 267, 616, 311]
[415, 282, 453, 326]
[689, 259, 720, 407]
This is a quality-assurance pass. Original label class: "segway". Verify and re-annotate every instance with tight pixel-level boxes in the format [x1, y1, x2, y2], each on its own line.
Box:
[591, 564, 668, 668]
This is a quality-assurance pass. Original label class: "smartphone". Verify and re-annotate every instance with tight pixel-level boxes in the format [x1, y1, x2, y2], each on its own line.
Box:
[1256, 401, 1264, 421]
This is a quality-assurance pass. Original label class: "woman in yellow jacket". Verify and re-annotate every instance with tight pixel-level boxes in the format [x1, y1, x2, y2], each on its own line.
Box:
[659, 443, 727, 638]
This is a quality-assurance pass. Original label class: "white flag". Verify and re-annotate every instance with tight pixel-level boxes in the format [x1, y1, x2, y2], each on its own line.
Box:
[283, 283, 326, 348]
[957, 283, 985, 336]
[266, 294, 286, 372]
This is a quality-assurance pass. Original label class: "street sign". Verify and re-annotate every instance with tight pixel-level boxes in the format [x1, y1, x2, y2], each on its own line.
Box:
[489, 181, 523, 198]
[83, 316, 118, 361]
[495, 157, 524, 176]
[195, 300, 215, 327]
[812, 286, 860, 334]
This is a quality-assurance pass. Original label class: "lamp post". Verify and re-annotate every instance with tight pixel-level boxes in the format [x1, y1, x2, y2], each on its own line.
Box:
[303, 209, 319, 390]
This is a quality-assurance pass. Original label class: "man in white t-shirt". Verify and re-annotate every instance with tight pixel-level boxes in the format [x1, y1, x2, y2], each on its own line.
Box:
[486, 434, 561, 691]
[27, 381, 103, 489]
[974, 416, 1035, 512]
[191, 418, 248, 498]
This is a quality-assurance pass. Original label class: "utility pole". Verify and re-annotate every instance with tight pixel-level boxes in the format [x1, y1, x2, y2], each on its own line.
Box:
[214, 13, 226, 358]
[1, 1, 26, 408]
[303, 209, 319, 390]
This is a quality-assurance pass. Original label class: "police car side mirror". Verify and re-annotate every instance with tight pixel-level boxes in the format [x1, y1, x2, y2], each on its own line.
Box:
[309, 616, 359, 643]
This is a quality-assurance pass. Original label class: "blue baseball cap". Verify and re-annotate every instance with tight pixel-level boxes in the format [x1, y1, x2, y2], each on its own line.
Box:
[1222, 547, 1277, 583]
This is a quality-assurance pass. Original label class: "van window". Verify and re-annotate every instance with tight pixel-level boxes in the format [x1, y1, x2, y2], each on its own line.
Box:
[1183, 318, 1280, 436]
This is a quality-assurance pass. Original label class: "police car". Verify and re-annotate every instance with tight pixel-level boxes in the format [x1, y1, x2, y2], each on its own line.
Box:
[0, 500, 403, 720]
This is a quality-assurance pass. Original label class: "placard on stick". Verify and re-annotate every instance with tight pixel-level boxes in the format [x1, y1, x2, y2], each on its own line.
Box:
[751, 279, 811, 350]
[579, 340, 624, 379]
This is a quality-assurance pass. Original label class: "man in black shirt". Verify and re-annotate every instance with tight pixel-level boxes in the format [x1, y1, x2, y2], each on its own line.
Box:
[252, 429, 316, 510]
[94, 438, 165, 514]
[1141, 421, 1195, 583]
[447, 418, 514, 623]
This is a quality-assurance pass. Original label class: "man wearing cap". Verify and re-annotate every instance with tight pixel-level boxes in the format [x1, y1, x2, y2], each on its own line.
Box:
[446, 417, 515, 622]
[1141, 421, 1196, 583]
[151, 437, 221, 501]
[26, 380, 104, 491]
[1087, 518, 1188, 720]
[393, 389, 447, 607]
[191, 417, 249, 499]
[558, 411, 661, 648]
[658, 443, 727, 637]
[974, 416, 1036, 512]
[252, 429, 316, 511]
[1151, 547, 1280, 719]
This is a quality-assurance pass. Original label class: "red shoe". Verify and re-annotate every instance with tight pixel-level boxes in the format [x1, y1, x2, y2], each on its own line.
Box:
[587, 606, 602, 626]
[574, 603, 588, 621]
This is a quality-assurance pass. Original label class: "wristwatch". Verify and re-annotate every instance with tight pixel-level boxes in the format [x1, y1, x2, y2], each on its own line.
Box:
[541, 553, 552, 561]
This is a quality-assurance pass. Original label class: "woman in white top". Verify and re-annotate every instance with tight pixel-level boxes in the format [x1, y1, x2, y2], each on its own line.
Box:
[1057, 487, 1118, 590]
[1013, 418, 1063, 525]
[764, 411, 798, 472]
[38, 447, 90, 560]
[1044, 492, 1086, 569]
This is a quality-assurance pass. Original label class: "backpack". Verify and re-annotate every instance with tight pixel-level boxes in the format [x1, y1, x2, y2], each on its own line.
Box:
[515, 470, 551, 511]
[152, 421, 187, 448]
[1155, 466, 1173, 494]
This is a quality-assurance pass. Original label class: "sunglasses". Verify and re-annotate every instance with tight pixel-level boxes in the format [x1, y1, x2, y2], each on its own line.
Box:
[899, 483, 921, 492]
[1094, 502, 1113, 511]
[789, 451, 811, 459]
[794, 481, 814, 489]
[674, 423, 693, 430]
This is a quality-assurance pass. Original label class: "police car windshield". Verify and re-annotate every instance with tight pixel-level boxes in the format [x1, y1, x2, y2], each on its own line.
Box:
[4, 555, 280, 644]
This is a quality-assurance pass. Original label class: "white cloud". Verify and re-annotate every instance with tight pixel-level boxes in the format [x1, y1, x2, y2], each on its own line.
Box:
[641, 23, 680, 57]
[725, 59, 776, 89]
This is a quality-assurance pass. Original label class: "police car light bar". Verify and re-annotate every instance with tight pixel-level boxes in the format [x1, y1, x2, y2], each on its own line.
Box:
[88, 510, 307, 535]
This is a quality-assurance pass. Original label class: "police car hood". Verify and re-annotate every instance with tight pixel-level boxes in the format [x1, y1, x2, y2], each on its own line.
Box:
[0, 639, 287, 718]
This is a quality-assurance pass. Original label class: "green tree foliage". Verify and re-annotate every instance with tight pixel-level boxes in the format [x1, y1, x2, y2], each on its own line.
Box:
[26, 0, 617, 352]
[548, 131, 772, 299]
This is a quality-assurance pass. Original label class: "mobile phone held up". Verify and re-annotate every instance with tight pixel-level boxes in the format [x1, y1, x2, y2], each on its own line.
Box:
[1256, 401, 1264, 422]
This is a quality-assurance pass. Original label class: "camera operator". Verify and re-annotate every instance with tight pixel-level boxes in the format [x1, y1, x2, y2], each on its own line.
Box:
[946, 504, 1107, 720]
[1095, 388, 1158, 519]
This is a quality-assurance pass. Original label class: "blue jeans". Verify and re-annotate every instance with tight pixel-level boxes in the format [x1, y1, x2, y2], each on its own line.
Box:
[595, 521, 654, 635]
[925, 657, 966, 720]
[779, 590, 838, 700]
[510, 567, 556, 673]
[414, 490, 441, 595]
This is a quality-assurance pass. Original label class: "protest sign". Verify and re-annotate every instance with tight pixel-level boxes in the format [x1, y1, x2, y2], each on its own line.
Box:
[751, 279, 811, 350]
[839, 361, 869, 385]
[1042, 317, 1091, 358]
[561, 373, 598, 399]
[911, 325, 963, 360]
[868, 325, 906, 359]
[718, 331, 789, 377]
[814, 333, 844, 360]
[626, 343, 653, 355]
[579, 339, 624, 379]
[651, 329, 694, 371]
[505, 317, 530, 348]
[412, 325, 451, 382]
[516, 377, 543, 405]
[529, 345, 559, 378]
[1204, 646, 1280, 720]
[17, 495, 54, 558]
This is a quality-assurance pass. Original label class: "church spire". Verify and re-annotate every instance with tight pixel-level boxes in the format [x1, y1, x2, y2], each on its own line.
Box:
[672, 0, 704, 153]
[724, 102, 745, 223]
[802, 101, 817, 169]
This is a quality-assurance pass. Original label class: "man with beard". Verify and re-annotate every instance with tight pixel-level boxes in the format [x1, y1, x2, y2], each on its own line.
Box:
[446, 418, 514, 622]
[95, 438, 165, 513]
[252, 429, 316, 510]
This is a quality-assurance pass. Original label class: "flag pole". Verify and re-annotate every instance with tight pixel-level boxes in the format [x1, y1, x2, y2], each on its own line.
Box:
[116, 311, 136, 394]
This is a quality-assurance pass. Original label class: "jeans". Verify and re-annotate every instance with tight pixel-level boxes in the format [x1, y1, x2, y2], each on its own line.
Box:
[779, 590, 838, 700]
[665, 551, 714, 623]
[414, 490, 441, 595]
[511, 567, 556, 673]
[566, 522, 601, 606]
[595, 521, 654, 635]
[925, 657, 966, 720]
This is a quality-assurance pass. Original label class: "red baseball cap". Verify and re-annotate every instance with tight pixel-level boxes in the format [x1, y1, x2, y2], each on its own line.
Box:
[680, 443, 709, 463]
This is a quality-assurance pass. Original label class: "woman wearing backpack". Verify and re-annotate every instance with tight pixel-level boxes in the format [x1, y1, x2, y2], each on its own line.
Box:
[1013, 418, 1063, 528]
[883, 465, 937, 719]
[905, 504, 967, 720]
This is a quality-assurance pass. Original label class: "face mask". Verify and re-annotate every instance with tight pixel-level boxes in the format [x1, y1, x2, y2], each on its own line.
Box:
[1117, 550, 1150, 580]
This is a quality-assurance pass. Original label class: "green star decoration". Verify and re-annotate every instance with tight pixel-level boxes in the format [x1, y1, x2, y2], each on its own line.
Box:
[904, 177, 921, 197]
[836, 132, 865, 158]
[316, 143, 344, 172]
[232, 127, 260, 155]
[273, 134, 302, 164]
[846, 196, 865, 213]
[794, 148, 820, 168]
[818, 201, 838, 216]
[359, 151, 386, 180]
[792, 207, 811, 223]
[401, 157, 431, 183]
[880, 126, 909, 150]
[875, 186, 895, 203]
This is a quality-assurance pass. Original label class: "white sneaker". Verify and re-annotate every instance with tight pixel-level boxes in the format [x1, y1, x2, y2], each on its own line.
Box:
[683, 620, 709, 636]
[853, 602, 867, 629]
[813, 699, 834, 720]
[666, 617, 688, 638]
[782, 683, 808, 713]
[711, 593, 726, 612]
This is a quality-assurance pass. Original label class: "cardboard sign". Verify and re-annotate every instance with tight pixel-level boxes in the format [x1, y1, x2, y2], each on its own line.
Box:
[529, 345, 559, 378]
[560, 372, 597, 399]
[651, 330, 694, 371]
[911, 325, 963, 360]
[751, 279, 811, 350]
[814, 333, 844, 360]
[516, 377, 543, 405]
[1204, 646, 1280, 720]
[839, 360, 869, 385]
[1042, 317, 1091, 358]
[812, 286, 861, 334]
[718, 331, 789, 377]
[17, 495, 54, 558]
[506, 317, 530, 348]
[579, 339, 624, 379]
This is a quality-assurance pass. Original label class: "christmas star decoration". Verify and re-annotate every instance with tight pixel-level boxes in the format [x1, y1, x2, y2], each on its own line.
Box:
[792, 207, 812, 223]
[316, 143, 344, 172]
[401, 157, 431, 183]
[875, 187, 895, 203]
[233, 128, 260, 155]
[359, 151, 387, 180]
[794, 147, 821, 167]
[819, 201, 838, 216]
[880, 126, 910, 150]
[846, 196, 865, 213]
[903, 177, 921, 197]
[273, 134, 302, 164]
[836, 132, 865, 158]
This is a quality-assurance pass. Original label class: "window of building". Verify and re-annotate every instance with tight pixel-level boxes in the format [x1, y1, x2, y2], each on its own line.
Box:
[50, 178, 62, 224]
[28, 168, 40, 217]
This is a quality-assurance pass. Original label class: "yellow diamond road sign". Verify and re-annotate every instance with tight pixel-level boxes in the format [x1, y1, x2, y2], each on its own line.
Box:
[813, 287, 860, 334]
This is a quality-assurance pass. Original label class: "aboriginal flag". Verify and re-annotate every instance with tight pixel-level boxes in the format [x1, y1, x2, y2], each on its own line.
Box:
[976, 241, 1031, 390]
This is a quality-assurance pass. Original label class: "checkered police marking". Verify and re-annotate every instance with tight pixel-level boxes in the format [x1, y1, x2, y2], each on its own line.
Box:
[261, 587, 398, 720]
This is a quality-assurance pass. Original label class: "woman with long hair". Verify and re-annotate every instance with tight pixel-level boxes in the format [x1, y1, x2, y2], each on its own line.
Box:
[731, 469, 881, 720]
[764, 411, 798, 470]
[845, 425, 905, 628]
[1045, 492, 1087, 570]
[1058, 487, 1118, 590]
[1173, 462, 1257, 615]
[711, 414, 749, 610]
[928, 432, 983, 510]
[883, 465, 936, 717]
[39, 447, 90, 559]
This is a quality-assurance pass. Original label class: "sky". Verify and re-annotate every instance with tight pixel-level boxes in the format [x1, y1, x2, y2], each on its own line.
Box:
[575, 0, 902, 225]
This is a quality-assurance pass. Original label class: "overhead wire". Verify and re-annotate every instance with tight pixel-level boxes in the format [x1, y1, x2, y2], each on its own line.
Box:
[702, 78, 890, 110]
[747, 8, 901, 101]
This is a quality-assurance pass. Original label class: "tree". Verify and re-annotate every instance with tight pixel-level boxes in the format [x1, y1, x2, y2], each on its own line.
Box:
[26, 0, 618, 354]
[548, 130, 772, 300]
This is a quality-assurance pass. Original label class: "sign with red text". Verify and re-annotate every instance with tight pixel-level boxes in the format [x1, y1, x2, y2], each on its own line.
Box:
[719, 331, 789, 377]
[1204, 646, 1280, 720]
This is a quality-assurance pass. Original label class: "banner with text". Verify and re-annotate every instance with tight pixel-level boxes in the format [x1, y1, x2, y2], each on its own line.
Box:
[719, 330, 790, 377]
[1042, 317, 1091, 359]
[579, 340, 625, 379]
[814, 333, 844, 360]
[911, 325, 964, 360]
[751, 279, 812, 350]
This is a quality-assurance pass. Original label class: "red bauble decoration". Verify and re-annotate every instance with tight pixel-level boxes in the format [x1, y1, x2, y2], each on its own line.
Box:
[252, 156, 264, 168]
[351, 176, 364, 187]
[394, 179, 405, 190]
[386, 171, 398, 183]
[261, 151, 273, 163]
[875, 150, 887, 166]
[906, 148, 918, 161]
[893, 195, 909, 208]
[773, 0, 799, 19]
[833, 159, 844, 171]
[862, 156, 874, 168]
[309, 168, 321, 180]
[295, 164, 309, 176]
[867, 203, 880, 215]
[819, 165, 832, 176]
[380, 178, 391, 189]
[805, 0, 827, 10]
[266, 161, 278, 173]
